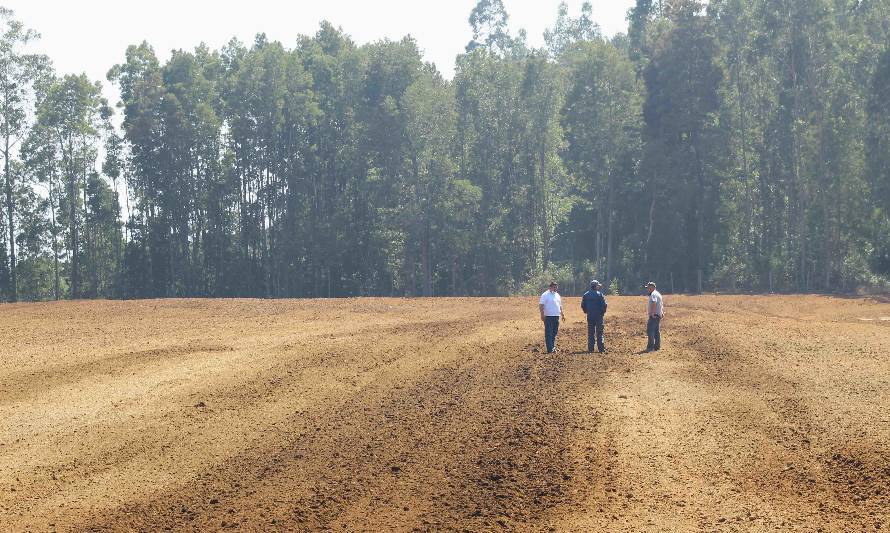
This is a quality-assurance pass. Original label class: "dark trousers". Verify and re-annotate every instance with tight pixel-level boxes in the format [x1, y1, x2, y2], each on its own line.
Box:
[646, 316, 661, 351]
[587, 317, 605, 352]
[544, 316, 560, 353]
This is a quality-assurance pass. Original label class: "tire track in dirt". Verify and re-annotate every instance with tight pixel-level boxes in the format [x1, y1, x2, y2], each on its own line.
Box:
[0, 299, 453, 530]
[551, 307, 692, 531]
[11, 317, 495, 531]
[664, 300, 889, 531]
[0, 343, 234, 405]
[555, 296, 890, 532]
[81, 313, 608, 531]
[2, 296, 888, 531]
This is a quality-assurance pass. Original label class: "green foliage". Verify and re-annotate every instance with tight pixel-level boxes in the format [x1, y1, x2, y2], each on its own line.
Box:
[544, 2, 600, 58]
[467, 0, 522, 55]
[33, 73, 110, 299]
[0, 7, 51, 301]
[515, 262, 574, 296]
[3, 0, 890, 301]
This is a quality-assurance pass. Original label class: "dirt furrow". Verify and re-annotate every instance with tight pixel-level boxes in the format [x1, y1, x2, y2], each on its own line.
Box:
[1, 296, 887, 531]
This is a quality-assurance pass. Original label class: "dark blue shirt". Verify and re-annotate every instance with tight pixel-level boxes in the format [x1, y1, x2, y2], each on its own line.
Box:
[581, 290, 607, 319]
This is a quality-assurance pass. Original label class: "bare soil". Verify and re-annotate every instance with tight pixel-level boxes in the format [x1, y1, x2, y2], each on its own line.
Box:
[1, 295, 888, 531]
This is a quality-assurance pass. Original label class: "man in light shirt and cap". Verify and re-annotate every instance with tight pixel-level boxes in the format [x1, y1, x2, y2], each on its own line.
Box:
[644, 281, 664, 352]
[539, 281, 565, 353]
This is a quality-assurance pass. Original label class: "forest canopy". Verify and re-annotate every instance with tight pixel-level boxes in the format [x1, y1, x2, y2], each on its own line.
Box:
[1, 0, 889, 301]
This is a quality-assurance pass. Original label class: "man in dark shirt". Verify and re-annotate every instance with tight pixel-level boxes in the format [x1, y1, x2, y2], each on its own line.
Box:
[581, 280, 608, 353]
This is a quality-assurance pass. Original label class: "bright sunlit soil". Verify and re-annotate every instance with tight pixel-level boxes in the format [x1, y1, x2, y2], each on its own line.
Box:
[1, 295, 888, 530]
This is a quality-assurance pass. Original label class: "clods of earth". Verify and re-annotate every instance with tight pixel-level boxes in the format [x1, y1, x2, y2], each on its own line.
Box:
[1, 295, 887, 530]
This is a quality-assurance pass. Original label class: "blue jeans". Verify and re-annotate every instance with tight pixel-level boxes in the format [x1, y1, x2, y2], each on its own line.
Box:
[544, 316, 560, 353]
[587, 317, 605, 352]
[647, 316, 661, 351]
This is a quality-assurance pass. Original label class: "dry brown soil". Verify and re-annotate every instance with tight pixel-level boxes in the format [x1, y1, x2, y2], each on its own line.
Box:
[1, 295, 888, 532]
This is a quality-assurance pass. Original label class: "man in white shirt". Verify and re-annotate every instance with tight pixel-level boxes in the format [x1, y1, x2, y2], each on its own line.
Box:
[539, 281, 565, 353]
[644, 281, 664, 352]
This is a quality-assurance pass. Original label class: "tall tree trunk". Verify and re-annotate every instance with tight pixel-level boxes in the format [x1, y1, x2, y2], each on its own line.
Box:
[540, 141, 550, 272]
[528, 139, 538, 271]
[735, 59, 754, 269]
[692, 137, 706, 292]
[605, 171, 615, 291]
[645, 193, 656, 260]
[238, 156, 250, 295]
[406, 244, 416, 296]
[3, 135, 16, 302]
[789, 30, 807, 291]
[594, 207, 602, 273]
[262, 170, 271, 299]
[49, 169, 60, 300]
[68, 144, 79, 299]
[84, 164, 97, 297]
[110, 175, 122, 298]
[422, 213, 432, 297]
[451, 258, 457, 297]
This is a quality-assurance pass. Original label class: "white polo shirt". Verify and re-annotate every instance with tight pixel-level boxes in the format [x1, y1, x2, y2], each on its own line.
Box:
[539, 290, 562, 316]
[648, 290, 663, 316]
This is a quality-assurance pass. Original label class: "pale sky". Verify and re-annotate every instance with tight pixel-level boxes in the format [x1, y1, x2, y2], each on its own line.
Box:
[4, 0, 635, 105]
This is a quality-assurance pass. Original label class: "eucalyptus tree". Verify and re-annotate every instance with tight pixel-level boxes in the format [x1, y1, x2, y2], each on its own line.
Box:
[20, 120, 62, 299]
[561, 39, 642, 290]
[466, 0, 511, 54]
[706, 0, 784, 289]
[0, 7, 50, 301]
[356, 37, 426, 295]
[224, 36, 282, 296]
[454, 48, 523, 293]
[35, 74, 108, 299]
[627, 0, 661, 66]
[272, 41, 318, 297]
[640, 0, 725, 291]
[102, 122, 125, 271]
[159, 45, 226, 295]
[401, 65, 454, 295]
[454, 43, 572, 292]
[750, 0, 840, 290]
[108, 42, 166, 297]
[516, 50, 567, 276]
[544, 1, 599, 58]
[222, 35, 315, 296]
[296, 23, 365, 296]
[81, 168, 121, 297]
[867, 43, 890, 277]
[6, 158, 53, 300]
[458, 3, 564, 294]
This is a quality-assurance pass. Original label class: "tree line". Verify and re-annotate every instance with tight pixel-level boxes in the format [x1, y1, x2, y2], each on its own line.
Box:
[2, 0, 889, 301]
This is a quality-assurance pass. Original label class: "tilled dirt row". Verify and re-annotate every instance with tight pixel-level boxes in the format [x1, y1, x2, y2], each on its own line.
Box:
[0, 296, 888, 531]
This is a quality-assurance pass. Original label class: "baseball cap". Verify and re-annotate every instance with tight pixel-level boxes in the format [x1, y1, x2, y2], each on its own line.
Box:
[590, 279, 600, 288]
[645, 281, 656, 288]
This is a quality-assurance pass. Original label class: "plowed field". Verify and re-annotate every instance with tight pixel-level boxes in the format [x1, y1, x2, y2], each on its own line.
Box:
[1, 295, 888, 531]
